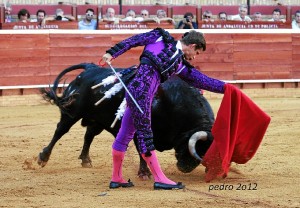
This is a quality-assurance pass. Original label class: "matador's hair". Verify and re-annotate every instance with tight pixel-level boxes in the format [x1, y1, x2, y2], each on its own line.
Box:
[181, 30, 206, 51]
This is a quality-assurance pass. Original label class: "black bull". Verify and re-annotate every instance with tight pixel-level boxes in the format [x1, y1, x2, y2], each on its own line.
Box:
[38, 63, 215, 177]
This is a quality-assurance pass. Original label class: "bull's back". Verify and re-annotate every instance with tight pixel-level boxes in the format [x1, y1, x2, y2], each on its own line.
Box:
[63, 65, 125, 131]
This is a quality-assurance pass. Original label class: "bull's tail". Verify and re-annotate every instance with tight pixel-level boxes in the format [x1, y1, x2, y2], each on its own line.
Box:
[41, 63, 91, 106]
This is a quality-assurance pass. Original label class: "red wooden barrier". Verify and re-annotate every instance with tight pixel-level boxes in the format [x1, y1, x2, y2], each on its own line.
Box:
[98, 21, 174, 30]
[0, 30, 299, 92]
[292, 33, 300, 78]
[231, 33, 292, 80]
[198, 20, 292, 29]
[1, 21, 78, 29]
[0, 33, 50, 86]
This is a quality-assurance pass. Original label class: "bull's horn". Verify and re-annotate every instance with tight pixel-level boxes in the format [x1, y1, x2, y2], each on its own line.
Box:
[188, 131, 207, 162]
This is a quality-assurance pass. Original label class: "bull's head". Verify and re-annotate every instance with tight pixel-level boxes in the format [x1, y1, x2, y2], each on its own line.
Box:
[175, 131, 212, 173]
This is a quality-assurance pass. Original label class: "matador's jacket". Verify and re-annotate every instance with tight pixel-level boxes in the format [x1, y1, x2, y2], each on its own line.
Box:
[106, 28, 225, 156]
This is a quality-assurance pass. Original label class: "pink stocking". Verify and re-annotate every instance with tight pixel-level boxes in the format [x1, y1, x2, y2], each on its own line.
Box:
[111, 149, 127, 183]
[142, 150, 176, 185]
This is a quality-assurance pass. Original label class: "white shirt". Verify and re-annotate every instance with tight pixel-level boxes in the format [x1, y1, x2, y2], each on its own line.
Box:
[135, 17, 144, 22]
[175, 41, 186, 74]
[78, 19, 97, 30]
[292, 20, 300, 29]
[231, 14, 252, 22]
[268, 18, 286, 22]
[122, 16, 139, 21]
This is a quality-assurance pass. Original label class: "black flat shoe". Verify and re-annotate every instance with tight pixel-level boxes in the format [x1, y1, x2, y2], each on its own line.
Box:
[109, 179, 134, 189]
[154, 182, 185, 190]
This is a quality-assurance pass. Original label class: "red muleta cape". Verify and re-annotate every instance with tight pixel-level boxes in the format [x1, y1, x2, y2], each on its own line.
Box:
[202, 84, 271, 182]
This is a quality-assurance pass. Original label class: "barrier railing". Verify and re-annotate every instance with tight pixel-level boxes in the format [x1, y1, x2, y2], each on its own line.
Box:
[0, 20, 292, 30]
[0, 21, 78, 29]
[198, 20, 292, 29]
[98, 20, 174, 30]
[0, 29, 299, 95]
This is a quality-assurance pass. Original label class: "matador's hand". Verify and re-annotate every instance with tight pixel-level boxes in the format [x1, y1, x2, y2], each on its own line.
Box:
[102, 53, 113, 64]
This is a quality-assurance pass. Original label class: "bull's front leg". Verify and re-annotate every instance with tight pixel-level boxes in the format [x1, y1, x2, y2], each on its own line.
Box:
[133, 137, 152, 180]
[79, 125, 104, 168]
[38, 114, 79, 167]
[137, 154, 152, 180]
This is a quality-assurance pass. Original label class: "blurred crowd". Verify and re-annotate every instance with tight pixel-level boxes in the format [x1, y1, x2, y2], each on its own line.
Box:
[3, 4, 300, 30]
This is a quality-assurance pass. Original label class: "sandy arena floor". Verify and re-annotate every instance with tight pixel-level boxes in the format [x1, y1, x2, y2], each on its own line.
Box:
[0, 96, 299, 208]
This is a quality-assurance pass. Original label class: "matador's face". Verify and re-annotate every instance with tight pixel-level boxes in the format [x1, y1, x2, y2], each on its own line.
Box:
[183, 44, 201, 61]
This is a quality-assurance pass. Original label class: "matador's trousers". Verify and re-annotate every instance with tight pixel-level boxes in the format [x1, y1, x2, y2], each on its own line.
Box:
[112, 64, 160, 154]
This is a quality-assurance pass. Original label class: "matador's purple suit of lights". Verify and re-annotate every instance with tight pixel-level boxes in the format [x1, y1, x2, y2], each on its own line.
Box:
[106, 28, 225, 156]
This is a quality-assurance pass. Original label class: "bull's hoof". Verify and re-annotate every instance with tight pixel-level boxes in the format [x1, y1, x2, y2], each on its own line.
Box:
[138, 169, 152, 180]
[138, 174, 151, 180]
[79, 155, 92, 168]
[81, 162, 93, 168]
[37, 154, 48, 167]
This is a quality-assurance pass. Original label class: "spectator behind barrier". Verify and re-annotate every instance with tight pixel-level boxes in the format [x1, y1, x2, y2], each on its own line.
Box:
[36, 9, 46, 23]
[31, 9, 47, 27]
[268, 8, 286, 23]
[5, 5, 12, 22]
[135, 9, 149, 22]
[253, 12, 263, 21]
[78, 8, 97, 30]
[47, 8, 75, 21]
[135, 9, 162, 24]
[156, 9, 167, 19]
[156, 9, 176, 25]
[17, 8, 30, 23]
[218, 12, 227, 21]
[231, 4, 252, 22]
[121, 9, 137, 21]
[177, 12, 198, 29]
[202, 10, 214, 22]
[292, 10, 300, 29]
[102, 7, 120, 24]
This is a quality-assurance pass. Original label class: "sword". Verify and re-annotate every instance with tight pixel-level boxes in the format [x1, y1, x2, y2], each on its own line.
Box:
[106, 62, 144, 114]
